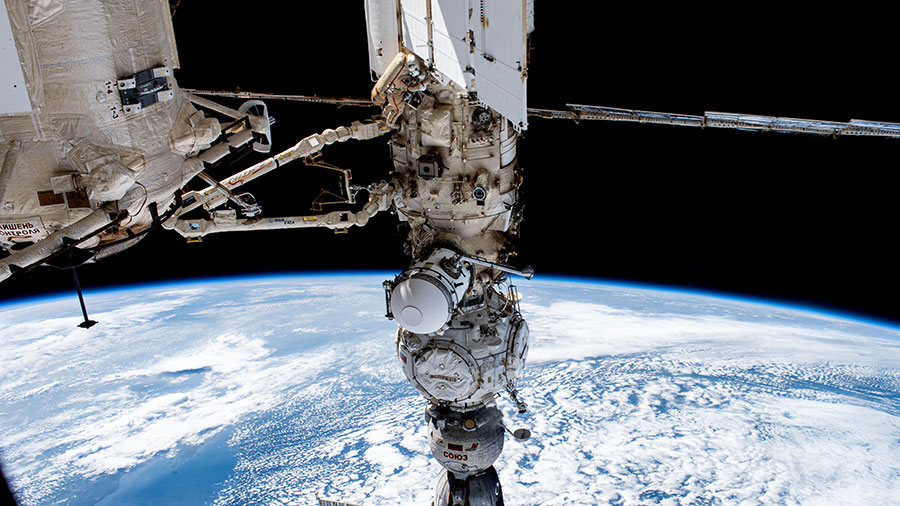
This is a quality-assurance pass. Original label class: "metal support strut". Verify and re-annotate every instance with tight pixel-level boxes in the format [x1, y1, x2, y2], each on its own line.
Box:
[71, 268, 97, 329]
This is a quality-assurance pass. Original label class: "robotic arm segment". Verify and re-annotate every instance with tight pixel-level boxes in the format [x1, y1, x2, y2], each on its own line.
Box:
[169, 182, 398, 240]
[165, 120, 388, 226]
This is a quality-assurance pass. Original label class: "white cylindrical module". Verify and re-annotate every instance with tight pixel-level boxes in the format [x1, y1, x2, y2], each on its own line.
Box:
[392, 276, 453, 333]
[389, 248, 472, 334]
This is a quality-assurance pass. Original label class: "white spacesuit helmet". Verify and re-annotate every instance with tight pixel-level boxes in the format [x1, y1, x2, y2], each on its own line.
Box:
[406, 54, 422, 78]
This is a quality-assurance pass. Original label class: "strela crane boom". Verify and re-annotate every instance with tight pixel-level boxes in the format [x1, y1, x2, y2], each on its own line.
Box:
[3, 1, 900, 505]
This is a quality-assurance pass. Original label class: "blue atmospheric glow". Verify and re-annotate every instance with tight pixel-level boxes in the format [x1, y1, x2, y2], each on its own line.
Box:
[2, 271, 898, 332]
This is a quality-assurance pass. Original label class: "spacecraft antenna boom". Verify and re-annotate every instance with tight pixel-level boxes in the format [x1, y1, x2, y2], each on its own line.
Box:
[529, 104, 900, 139]
[182, 90, 900, 139]
[183, 89, 376, 108]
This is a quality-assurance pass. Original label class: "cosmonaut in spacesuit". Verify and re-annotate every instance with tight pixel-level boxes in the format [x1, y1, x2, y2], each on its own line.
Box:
[371, 52, 428, 126]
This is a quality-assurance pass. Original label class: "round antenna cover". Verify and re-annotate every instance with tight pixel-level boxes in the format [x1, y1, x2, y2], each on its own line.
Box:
[392, 275, 453, 334]
[512, 428, 531, 441]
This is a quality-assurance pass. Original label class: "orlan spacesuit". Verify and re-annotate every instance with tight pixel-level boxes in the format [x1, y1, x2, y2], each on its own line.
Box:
[371, 52, 427, 127]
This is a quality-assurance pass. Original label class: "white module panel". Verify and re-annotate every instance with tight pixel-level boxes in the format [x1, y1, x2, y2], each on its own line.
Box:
[470, 0, 529, 130]
[396, 0, 531, 130]
[431, 4, 469, 89]
[365, 0, 402, 77]
[400, 0, 430, 63]
[1, 0, 32, 114]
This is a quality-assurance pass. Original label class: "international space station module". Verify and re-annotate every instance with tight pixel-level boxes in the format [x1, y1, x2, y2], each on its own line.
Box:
[371, 2, 537, 503]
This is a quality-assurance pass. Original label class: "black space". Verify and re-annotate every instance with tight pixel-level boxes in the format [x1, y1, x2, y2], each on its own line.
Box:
[1, 4, 898, 325]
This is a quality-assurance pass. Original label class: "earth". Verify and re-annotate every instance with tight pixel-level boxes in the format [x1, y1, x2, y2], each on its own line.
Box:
[1, 273, 899, 506]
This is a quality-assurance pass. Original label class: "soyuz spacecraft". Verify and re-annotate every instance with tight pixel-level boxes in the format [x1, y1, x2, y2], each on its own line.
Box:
[2, 1, 900, 505]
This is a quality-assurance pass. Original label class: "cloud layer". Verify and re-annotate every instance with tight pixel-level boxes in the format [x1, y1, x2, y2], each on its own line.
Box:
[1, 275, 899, 505]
